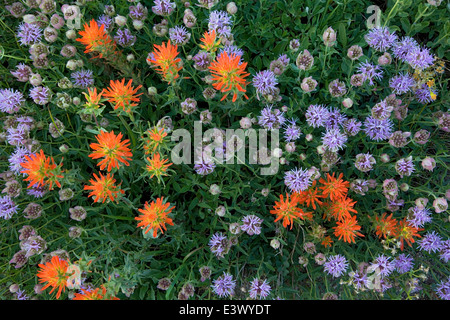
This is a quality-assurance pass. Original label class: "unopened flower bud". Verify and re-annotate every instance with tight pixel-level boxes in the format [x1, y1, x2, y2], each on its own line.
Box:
[433, 197, 448, 213]
[148, 87, 157, 95]
[323, 27, 336, 47]
[239, 117, 252, 129]
[226, 2, 238, 15]
[215, 205, 226, 217]
[261, 188, 269, 197]
[133, 19, 144, 30]
[421, 157, 436, 171]
[342, 98, 353, 109]
[299, 153, 306, 161]
[115, 15, 127, 27]
[59, 144, 69, 153]
[66, 29, 76, 40]
[209, 184, 221, 195]
[29, 73, 42, 86]
[305, 133, 313, 142]
[127, 54, 135, 62]
[400, 183, 409, 192]
[270, 239, 280, 249]
[380, 153, 390, 163]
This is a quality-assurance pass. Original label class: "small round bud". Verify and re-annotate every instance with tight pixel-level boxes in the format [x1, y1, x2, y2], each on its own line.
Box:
[281, 105, 288, 112]
[261, 188, 269, 197]
[226, 2, 238, 15]
[115, 15, 127, 27]
[342, 98, 353, 109]
[285, 142, 296, 153]
[305, 133, 313, 142]
[380, 153, 390, 163]
[9, 284, 19, 294]
[400, 183, 409, 192]
[127, 54, 135, 62]
[66, 60, 78, 71]
[270, 239, 280, 249]
[209, 184, 221, 195]
[133, 19, 144, 30]
[421, 157, 436, 172]
[317, 145, 325, 154]
[299, 153, 306, 161]
[65, 29, 76, 40]
[239, 117, 252, 129]
[272, 148, 282, 158]
[72, 97, 80, 105]
[59, 144, 69, 153]
[148, 87, 157, 95]
[215, 205, 226, 217]
[229, 223, 241, 235]
[29, 73, 42, 86]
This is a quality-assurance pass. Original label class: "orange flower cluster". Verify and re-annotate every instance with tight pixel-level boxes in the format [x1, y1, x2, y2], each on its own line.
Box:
[73, 286, 119, 300]
[20, 149, 64, 190]
[135, 197, 175, 238]
[370, 213, 422, 250]
[103, 78, 143, 114]
[199, 30, 221, 53]
[270, 193, 312, 229]
[147, 40, 182, 84]
[76, 19, 116, 59]
[209, 51, 250, 102]
[141, 126, 172, 181]
[89, 130, 133, 172]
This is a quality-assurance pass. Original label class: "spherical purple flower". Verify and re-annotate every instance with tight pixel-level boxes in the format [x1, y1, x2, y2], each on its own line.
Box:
[322, 128, 347, 152]
[328, 79, 347, 97]
[342, 118, 362, 136]
[208, 10, 232, 38]
[219, 45, 244, 61]
[392, 37, 418, 61]
[257, 105, 285, 130]
[97, 15, 114, 32]
[0, 88, 24, 114]
[249, 278, 271, 299]
[29, 86, 51, 105]
[414, 84, 438, 104]
[389, 73, 415, 95]
[152, 0, 176, 16]
[357, 61, 383, 86]
[11, 63, 32, 82]
[71, 70, 94, 88]
[394, 254, 414, 274]
[363, 116, 393, 141]
[283, 119, 302, 142]
[368, 254, 395, 278]
[371, 101, 393, 121]
[209, 232, 230, 258]
[241, 215, 263, 236]
[17, 23, 42, 46]
[192, 51, 212, 71]
[284, 167, 311, 193]
[252, 70, 278, 98]
[8, 146, 31, 175]
[364, 27, 397, 52]
[27, 183, 49, 198]
[407, 206, 432, 228]
[6, 125, 29, 146]
[129, 2, 148, 21]
[435, 277, 450, 300]
[405, 46, 434, 70]
[114, 28, 137, 47]
[0, 195, 19, 220]
[305, 104, 330, 128]
[168, 25, 190, 45]
[212, 272, 236, 298]
[194, 154, 216, 175]
[16, 289, 29, 300]
[439, 240, 450, 263]
[350, 272, 370, 289]
[324, 107, 347, 129]
[324, 254, 348, 278]
[395, 157, 415, 178]
[354, 153, 376, 172]
[418, 231, 443, 253]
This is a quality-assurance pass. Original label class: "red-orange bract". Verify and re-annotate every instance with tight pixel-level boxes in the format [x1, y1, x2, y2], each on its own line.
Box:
[394, 218, 422, 250]
[333, 215, 364, 243]
[295, 180, 323, 210]
[209, 51, 249, 102]
[36, 256, 70, 299]
[76, 19, 116, 58]
[270, 193, 312, 229]
[135, 197, 175, 237]
[20, 149, 63, 190]
[84, 172, 124, 203]
[73, 286, 119, 300]
[89, 130, 133, 172]
[319, 172, 349, 201]
[103, 78, 143, 113]
[148, 40, 182, 84]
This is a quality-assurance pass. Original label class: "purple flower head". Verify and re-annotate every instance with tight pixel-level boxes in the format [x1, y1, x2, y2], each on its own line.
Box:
[27, 183, 49, 198]
[357, 61, 383, 86]
[324, 254, 348, 278]
[168, 25, 190, 45]
[97, 15, 114, 32]
[342, 118, 362, 136]
[8, 146, 31, 175]
[354, 153, 376, 172]
[129, 2, 148, 21]
[258, 105, 285, 130]
[16, 289, 29, 300]
[219, 45, 244, 61]
[389, 73, 415, 95]
[436, 277, 450, 300]
[241, 215, 263, 236]
[328, 79, 347, 97]
[152, 0, 176, 16]
[418, 231, 443, 253]
[114, 28, 137, 47]
[405, 46, 434, 70]
[0, 195, 19, 220]
[252, 70, 278, 97]
[0, 89, 25, 114]
[192, 51, 212, 71]
[363, 116, 393, 141]
[392, 37, 418, 61]
[194, 152, 216, 175]
[305, 104, 330, 128]
[249, 278, 271, 299]
[209, 232, 230, 258]
[17, 23, 42, 46]
[407, 206, 432, 228]
[439, 240, 450, 263]
[368, 254, 395, 278]
[71, 70, 94, 88]
[350, 272, 370, 289]
[415, 84, 437, 104]
[394, 254, 414, 274]
[371, 101, 393, 121]
[364, 27, 397, 52]
[6, 125, 29, 146]
[284, 167, 311, 193]
[322, 128, 347, 152]
[11, 63, 32, 82]
[324, 107, 347, 129]
[395, 157, 415, 178]
[283, 119, 302, 142]
[212, 272, 236, 298]
[29, 86, 51, 105]
[208, 10, 232, 38]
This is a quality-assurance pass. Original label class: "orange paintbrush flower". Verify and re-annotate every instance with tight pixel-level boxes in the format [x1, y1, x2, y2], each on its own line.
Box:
[103, 78, 143, 114]
[270, 193, 312, 229]
[327, 197, 357, 221]
[135, 197, 175, 238]
[36, 256, 70, 299]
[295, 180, 323, 210]
[82, 87, 106, 112]
[372, 213, 398, 239]
[394, 218, 422, 251]
[148, 40, 182, 84]
[143, 127, 168, 154]
[76, 19, 116, 58]
[333, 215, 364, 243]
[73, 286, 119, 300]
[89, 130, 133, 172]
[199, 30, 221, 52]
[321, 235, 333, 248]
[84, 172, 124, 203]
[145, 152, 172, 179]
[319, 172, 349, 201]
[20, 149, 63, 190]
[209, 51, 249, 102]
